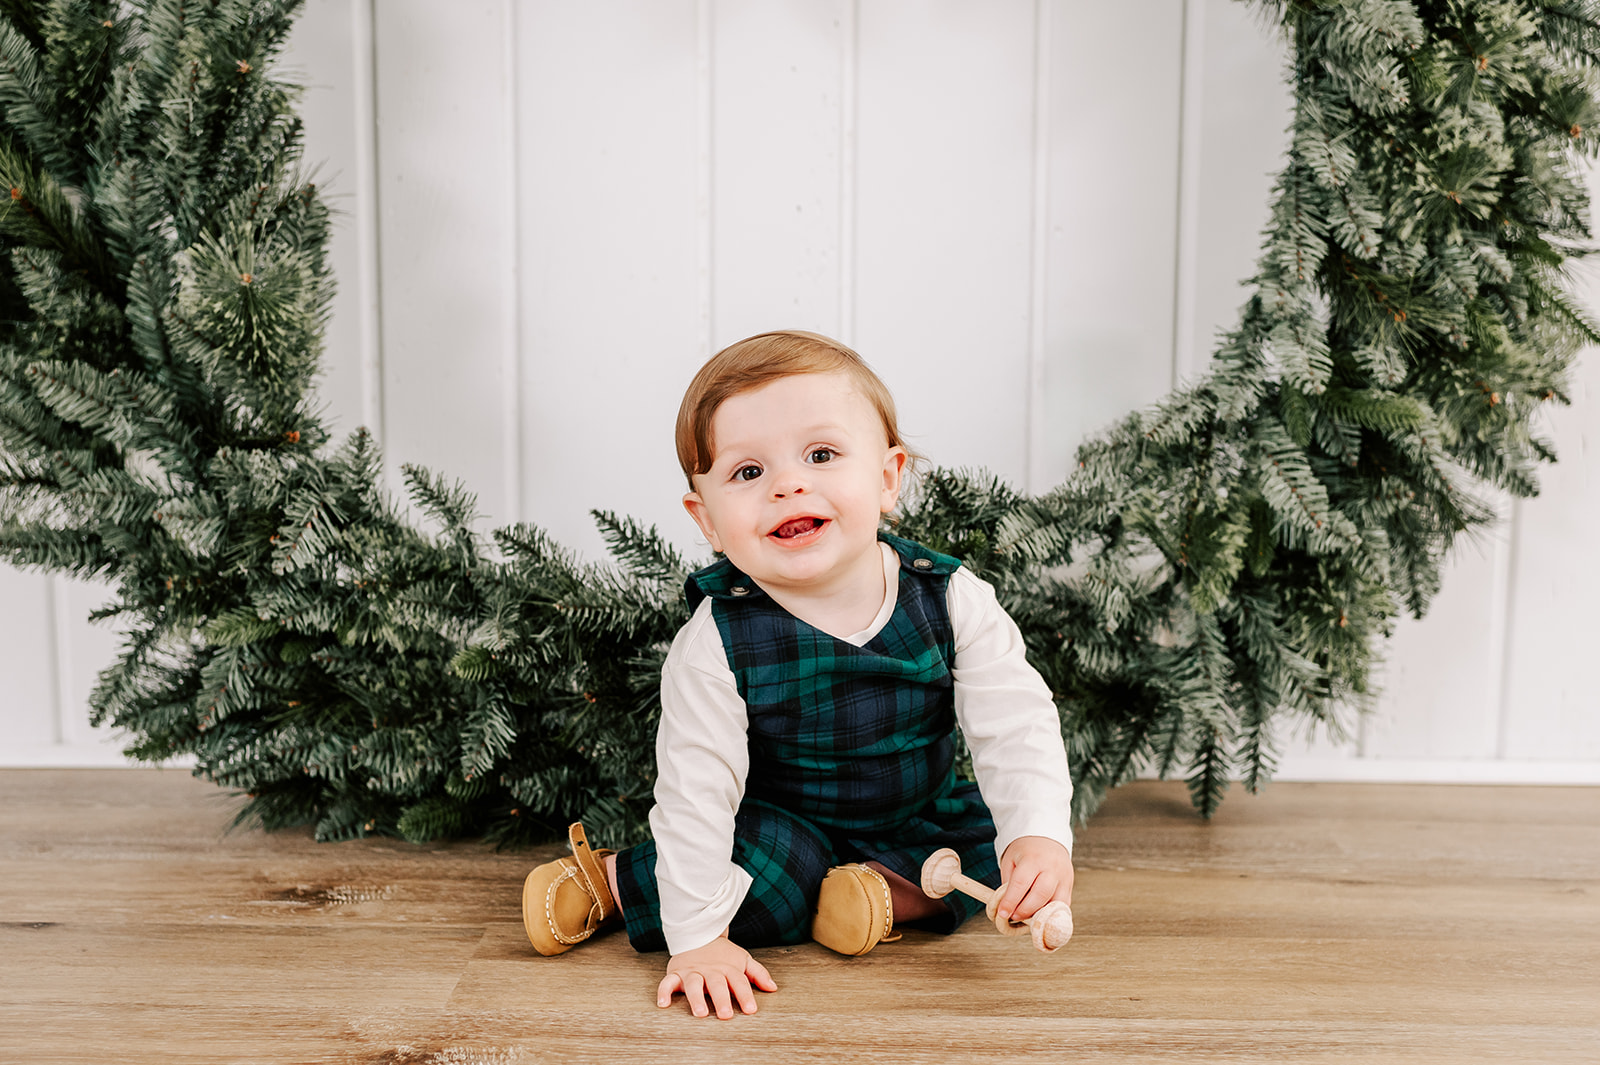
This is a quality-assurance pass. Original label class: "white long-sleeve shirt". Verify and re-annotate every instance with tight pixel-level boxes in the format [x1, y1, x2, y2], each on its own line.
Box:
[649, 542, 1075, 955]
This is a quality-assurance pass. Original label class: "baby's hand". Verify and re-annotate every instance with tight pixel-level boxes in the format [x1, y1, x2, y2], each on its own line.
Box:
[994, 835, 1074, 927]
[657, 936, 776, 1019]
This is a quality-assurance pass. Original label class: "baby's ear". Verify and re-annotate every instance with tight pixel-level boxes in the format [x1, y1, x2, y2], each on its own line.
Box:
[682, 491, 723, 553]
[880, 447, 908, 511]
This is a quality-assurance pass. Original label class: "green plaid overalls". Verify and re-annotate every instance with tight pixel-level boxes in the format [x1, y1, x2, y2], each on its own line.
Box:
[615, 534, 1001, 952]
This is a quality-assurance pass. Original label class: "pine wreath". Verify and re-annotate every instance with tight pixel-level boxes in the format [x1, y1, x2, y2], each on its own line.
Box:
[1, 0, 1596, 844]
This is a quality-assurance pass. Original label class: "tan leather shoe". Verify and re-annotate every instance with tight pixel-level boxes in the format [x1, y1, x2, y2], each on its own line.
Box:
[810, 863, 902, 956]
[522, 822, 620, 956]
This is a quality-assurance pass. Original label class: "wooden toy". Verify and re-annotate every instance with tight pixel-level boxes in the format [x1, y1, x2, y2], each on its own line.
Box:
[919, 847, 1073, 953]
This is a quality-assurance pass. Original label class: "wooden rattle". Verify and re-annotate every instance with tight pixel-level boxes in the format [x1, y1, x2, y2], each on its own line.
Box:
[920, 847, 1073, 954]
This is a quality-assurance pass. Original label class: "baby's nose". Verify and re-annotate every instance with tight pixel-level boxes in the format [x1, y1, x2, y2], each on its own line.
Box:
[770, 470, 808, 497]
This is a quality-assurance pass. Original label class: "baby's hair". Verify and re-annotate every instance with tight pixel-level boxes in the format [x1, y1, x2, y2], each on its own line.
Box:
[675, 330, 922, 487]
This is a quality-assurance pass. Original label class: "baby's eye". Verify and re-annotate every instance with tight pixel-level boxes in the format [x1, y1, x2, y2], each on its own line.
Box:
[734, 464, 762, 482]
[808, 448, 836, 464]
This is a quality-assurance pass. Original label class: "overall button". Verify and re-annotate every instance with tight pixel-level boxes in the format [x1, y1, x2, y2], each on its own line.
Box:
[913, 558, 933, 570]
[730, 585, 750, 596]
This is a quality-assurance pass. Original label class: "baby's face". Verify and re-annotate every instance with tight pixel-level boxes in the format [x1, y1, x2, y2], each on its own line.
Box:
[683, 372, 906, 599]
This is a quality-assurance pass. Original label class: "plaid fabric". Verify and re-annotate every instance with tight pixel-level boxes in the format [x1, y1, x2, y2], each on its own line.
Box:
[616, 798, 834, 953]
[689, 533, 964, 833]
[614, 792, 1001, 952]
[612, 535, 1003, 953]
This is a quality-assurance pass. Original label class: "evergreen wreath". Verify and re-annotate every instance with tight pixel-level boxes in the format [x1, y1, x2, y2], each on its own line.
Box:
[2, 0, 1597, 845]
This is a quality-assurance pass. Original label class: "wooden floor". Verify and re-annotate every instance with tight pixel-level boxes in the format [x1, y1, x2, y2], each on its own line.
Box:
[2, 772, 1597, 1065]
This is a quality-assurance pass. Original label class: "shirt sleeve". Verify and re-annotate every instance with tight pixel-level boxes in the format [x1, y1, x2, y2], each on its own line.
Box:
[648, 597, 754, 955]
[947, 565, 1075, 862]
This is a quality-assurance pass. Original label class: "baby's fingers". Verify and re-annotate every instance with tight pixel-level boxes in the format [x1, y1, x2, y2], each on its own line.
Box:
[683, 972, 711, 1018]
[658, 968, 712, 1016]
[1008, 872, 1060, 923]
[728, 973, 761, 1016]
[992, 869, 1038, 924]
[745, 955, 777, 992]
[706, 974, 737, 1020]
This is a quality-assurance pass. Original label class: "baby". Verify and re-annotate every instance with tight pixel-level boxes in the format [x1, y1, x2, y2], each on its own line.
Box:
[522, 330, 1075, 1018]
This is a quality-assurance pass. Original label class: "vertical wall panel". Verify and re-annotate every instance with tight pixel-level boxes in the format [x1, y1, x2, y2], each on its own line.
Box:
[712, 1, 846, 345]
[1188, 0, 1290, 379]
[1185, 1, 1350, 767]
[374, 0, 513, 525]
[0, 570, 58, 751]
[854, 0, 1037, 481]
[1183, 1, 1514, 770]
[284, 0, 369, 439]
[1361, 534, 1508, 760]
[56, 579, 124, 756]
[3, 1, 366, 765]
[1502, 181, 1600, 760]
[1038, 0, 1185, 488]
[518, 1, 705, 562]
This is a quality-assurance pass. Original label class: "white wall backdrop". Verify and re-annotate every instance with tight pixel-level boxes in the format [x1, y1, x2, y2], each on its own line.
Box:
[3, 0, 1597, 781]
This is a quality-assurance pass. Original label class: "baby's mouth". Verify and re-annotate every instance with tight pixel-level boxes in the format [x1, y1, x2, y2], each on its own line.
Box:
[770, 517, 826, 540]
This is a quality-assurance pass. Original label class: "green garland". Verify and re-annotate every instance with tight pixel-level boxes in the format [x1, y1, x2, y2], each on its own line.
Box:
[2, 0, 1596, 845]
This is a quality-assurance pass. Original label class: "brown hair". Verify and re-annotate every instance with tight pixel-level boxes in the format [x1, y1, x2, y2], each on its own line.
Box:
[675, 330, 919, 487]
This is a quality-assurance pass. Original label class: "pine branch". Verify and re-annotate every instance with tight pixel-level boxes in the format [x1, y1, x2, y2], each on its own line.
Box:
[2, 0, 1595, 837]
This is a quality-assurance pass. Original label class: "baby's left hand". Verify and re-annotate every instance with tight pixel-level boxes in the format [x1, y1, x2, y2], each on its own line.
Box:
[993, 835, 1074, 927]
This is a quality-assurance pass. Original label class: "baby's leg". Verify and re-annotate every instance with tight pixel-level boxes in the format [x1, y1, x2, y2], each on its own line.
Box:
[858, 781, 1004, 933]
[611, 799, 835, 953]
[605, 853, 624, 916]
[863, 861, 945, 922]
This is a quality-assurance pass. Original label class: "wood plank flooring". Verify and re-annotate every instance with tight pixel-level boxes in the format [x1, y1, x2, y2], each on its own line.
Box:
[1, 770, 1596, 1064]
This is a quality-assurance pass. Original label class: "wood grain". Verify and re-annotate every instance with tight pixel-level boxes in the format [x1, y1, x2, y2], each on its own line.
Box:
[1, 770, 1595, 1064]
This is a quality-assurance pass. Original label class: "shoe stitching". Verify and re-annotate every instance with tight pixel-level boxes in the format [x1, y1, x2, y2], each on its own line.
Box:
[572, 852, 613, 923]
[815, 865, 897, 955]
[843, 865, 893, 952]
[545, 863, 593, 946]
[864, 866, 894, 942]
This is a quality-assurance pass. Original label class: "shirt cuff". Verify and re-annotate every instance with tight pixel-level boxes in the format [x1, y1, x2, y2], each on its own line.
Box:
[660, 863, 753, 956]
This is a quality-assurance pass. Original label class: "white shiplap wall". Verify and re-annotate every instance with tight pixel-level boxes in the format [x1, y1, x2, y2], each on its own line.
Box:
[3, 0, 1597, 780]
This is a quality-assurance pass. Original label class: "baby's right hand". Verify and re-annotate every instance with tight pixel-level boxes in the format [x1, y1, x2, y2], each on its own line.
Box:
[657, 936, 777, 1019]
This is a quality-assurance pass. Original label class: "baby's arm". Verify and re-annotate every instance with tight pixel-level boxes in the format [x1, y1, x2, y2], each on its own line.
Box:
[652, 603, 772, 1016]
[658, 935, 777, 1019]
[947, 566, 1077, 924]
